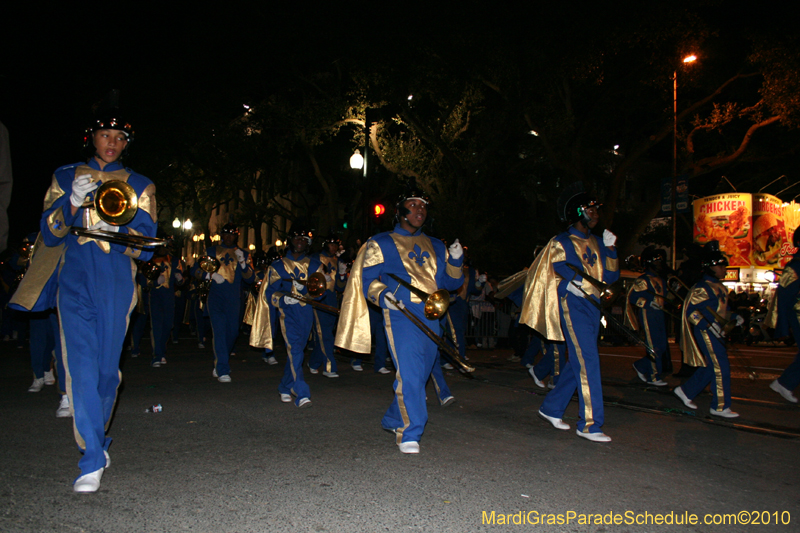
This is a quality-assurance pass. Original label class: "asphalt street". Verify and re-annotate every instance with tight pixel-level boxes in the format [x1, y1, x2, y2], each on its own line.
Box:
[2, 329, 798, 533]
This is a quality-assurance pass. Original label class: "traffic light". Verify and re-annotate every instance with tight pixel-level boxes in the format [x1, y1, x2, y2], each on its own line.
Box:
[373, 203, 386, 217]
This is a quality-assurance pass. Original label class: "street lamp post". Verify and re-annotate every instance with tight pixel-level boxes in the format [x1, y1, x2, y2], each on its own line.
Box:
[671, 54, 697, 270]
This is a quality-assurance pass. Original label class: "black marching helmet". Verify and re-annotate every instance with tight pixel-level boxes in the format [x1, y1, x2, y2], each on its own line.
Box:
[557, 182, 601, 226]
[701, 240, 729, 273]
[322, 233, 342, 248]
[395, 180, 431, 224]
[83, 91, 135, 157]
[287, 226, 313, 252]
[640, 246, 667, 268]
[221, 223, 240, 236]
[251, 251, 268, 270]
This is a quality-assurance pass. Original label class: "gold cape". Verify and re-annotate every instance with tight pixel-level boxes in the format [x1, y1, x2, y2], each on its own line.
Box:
[519, 238, 564, 342]
[679, 284, 712, 368]
[334, 243, 372, 354]
[248, 274, 273, 350]
[8, 233, 62, 311]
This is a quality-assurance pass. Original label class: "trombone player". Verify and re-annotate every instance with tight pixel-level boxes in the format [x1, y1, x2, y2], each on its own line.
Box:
[13, 107, 157, 492]
[521, 183, 618, 443]
[335, 184, 464, 454]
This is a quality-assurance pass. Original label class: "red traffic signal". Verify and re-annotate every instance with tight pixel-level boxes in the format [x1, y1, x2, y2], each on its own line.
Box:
[373, 204, 386, 216]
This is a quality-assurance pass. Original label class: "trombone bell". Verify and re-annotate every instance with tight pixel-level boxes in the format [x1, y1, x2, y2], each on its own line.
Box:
[424, 289, 451, 320]
[304, 272, 328, 298]
[95, 180, 138, 225]
[199, 256, 221, 273]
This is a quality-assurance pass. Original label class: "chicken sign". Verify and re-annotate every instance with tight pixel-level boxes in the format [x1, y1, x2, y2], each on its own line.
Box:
[693, 193, 799, 270]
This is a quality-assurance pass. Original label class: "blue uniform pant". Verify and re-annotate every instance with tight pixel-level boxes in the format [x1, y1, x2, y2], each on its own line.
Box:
[149, 288, 174, 362]
[632, 309, 666, 381]
[429, 353, 452, 402]
[58, 246, 135, 478]
[309, 293, 338, 372]
[277, 306, 313, 404]
[208, 290, 240, 376]
[533, 341, 566, 385]
[540, 294, 605, 434]
[777, 319, 800, 391]
[381, 308, 439, 444]
[681, 329, 732, 411]
[521, 334, 543, 368]
[29, 310, 57, 378]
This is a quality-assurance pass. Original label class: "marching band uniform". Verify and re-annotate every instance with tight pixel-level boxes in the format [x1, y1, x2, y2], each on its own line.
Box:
[626, 250, 668, 385]
[308, 244, 346, 376]
[521, 188, 617, 441]
[148, 252, 184, 367]
[674, 243, 741, 417]
[336, 209, 464, 452]
[768, 243, 800, 403]
[203, 226, 253, 382]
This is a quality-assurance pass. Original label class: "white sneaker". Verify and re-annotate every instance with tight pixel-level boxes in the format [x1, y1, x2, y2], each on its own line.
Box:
[308, 367, 319, 374]
[56, 395, 71, 418]
[709, 407, 739, 418]
[538, 409, 569, 430]
[266, 356, 278, 365]
[161, 357, 167, 365]
[298, 397, 312, 408]
[218, 374, 231, 383]
[212, 368, 218, 378]
[576, 430, 611, 442]
[43, 370, 56, 385]
[377, 367, 392, 374]
[28, 377, 45, 392]
[547, 381, 556, 390]
[770, 379, 798, 403]
[351, 363, 363, 371]
[198, 343, 205, 349]
[673, 386, 697, 410]
[441, 396, 455, 407]
[280, 393, 292, 403]
[323, 371, 339, 378]
[442, 363, 454, 370]
[104, 451, 111, 469]
[73, 468, 103, 493]
[398, 441, 420, 454]
[528, 367, 545, 388]
[649, 379, 668, 387]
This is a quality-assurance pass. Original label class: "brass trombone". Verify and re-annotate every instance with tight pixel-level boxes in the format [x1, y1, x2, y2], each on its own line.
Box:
[280, 272, 340, 315]
[70, 180, 168, 248]
[566, 264, 616, 305]
[387, 274, 475, 373]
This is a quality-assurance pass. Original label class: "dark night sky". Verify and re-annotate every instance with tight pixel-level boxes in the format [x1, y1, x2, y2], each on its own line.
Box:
[0, 1, 789, 249]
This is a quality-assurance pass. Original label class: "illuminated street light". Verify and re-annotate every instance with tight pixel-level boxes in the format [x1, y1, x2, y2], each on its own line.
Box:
[172, 218, 181, 229]
[183, 219, 193, 231]
[350, 150, 364, 170]
[671, 53, 698, 269]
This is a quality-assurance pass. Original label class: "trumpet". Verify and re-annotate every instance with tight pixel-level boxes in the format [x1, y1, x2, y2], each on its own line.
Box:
[70, 180, 168, 248]
[199, 256, 221, 274]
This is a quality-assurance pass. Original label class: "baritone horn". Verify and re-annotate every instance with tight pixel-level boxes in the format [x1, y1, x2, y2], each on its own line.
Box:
[70, 180, 168, 248]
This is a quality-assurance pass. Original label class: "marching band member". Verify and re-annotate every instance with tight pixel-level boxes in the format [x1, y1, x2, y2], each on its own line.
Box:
[673, 241, 743, 417]
[200, 223, 253, 382]
[768, 229, 800, 404]
[308, 234, 346, 377]
[263, 226, 324, 407]
[521, 184, 618, 442]
[336, 184, 464, 454]
[147, 240, 184, 367]
[12, 108, 157, 491]
[626, 246, 669, 386]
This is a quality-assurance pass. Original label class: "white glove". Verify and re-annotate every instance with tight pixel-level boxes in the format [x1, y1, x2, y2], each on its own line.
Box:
[204, 272, 211, 281]
[708, 323, 723, 339]
[735, 315, 745, 327]
[449, 238, 463, 260]
[324, 273, 333, 284]
[335, 247, 345, 257]
[157, 274, 166, 286]
[338, 261, 348, 276]
[292, 280, 303, 293]
[478, 273, 487, 284]
[649, 300, 662, 310]
[384, 293, 404, 311]
[602, 229, 617, 248]
[175, 272, 183, 283]
[235, 249, 245, 266]
[70, 174, 99, 208]
[284, 295, 300, 305]
[211, 273, 225, 284]
[88, 220, 119, 233]
[567, 282, 584, 298]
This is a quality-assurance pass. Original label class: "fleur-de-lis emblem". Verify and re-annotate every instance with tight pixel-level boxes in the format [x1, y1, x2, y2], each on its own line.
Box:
[53, 220, 62, 230]
[220, 251, 234, 266]
[582, 246, 597, 267]
[293, 266, 306, 280]
[408, 244, 430, 266]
